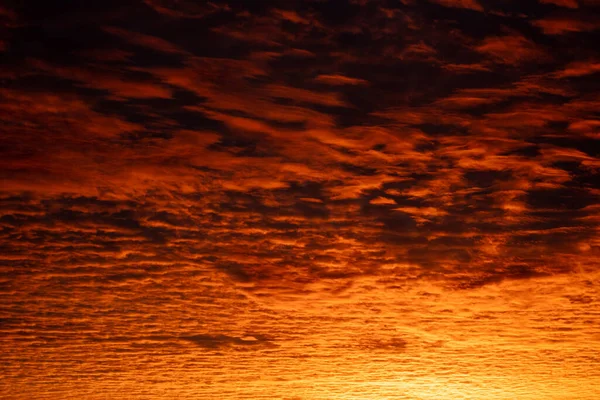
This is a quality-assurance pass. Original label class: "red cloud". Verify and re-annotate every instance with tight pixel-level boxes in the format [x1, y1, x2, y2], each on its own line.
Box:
[533, 16, 598, 34]
[314, 74, 368, 86]
[539, 0, 579, 7]
[30, 60, 173, 100]
[556, 60, 600, 77]
[429, 0, 484, 11]
[475, 35, 547, 65]
[104, 27, 186, 54]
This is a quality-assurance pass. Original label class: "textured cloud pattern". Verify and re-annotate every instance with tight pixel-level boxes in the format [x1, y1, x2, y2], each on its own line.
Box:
[1, 1, 599, 399]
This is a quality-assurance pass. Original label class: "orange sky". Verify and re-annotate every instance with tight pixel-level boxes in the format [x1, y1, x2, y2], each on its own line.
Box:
[1, 0, 599, 399]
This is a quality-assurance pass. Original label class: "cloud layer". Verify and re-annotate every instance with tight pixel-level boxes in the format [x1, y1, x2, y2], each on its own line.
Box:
[1, 1, 599, 399]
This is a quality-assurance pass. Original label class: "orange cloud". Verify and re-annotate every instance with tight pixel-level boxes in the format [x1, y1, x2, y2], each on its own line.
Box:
[2, 1, 600, 399]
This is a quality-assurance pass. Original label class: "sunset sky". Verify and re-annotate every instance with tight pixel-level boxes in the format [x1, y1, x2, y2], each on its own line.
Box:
[1, 0, 599, 399]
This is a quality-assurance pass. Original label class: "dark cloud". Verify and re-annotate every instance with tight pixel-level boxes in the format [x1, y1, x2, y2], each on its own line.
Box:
[180, 333, 276, 349]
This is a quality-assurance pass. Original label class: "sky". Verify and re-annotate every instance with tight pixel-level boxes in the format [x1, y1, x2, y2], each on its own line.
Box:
[0, 0, 599, 399]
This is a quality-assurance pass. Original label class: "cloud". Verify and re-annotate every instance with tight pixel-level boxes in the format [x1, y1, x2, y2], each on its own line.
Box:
[1, 1, 600, 398]
[359, 337, 408, 351]
[539, 0, 579, 7]
[429, 0, 484, 11]
[272, 9, 311, 25]
[30, 59, 173, 100]
[180, 334, 276, 349]
[475, 34, 547, 65]
[103, 26, 187, 54]
[142, 0, 223, 19]
[533, 16, 599, 34]
[314, 74, 368, 86]
[555, 60, 600, 77]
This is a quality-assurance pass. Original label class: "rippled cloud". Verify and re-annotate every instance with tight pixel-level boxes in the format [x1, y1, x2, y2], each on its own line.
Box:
[1, 0, 599, 399]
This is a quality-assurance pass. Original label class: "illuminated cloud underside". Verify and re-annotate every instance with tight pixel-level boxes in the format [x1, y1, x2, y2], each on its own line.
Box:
[0, 1, 599, 399]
